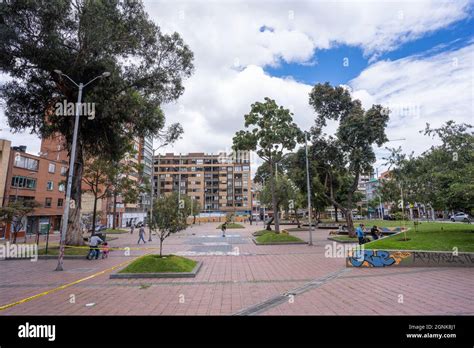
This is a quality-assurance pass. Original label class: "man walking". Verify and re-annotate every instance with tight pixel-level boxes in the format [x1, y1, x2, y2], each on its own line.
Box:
[356, 223, 365, 245]
[137, 225, 146, 244]
[130, 224, 135, 234]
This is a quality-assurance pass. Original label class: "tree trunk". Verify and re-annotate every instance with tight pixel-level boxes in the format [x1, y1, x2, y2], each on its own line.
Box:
[159, 238, 163, 257]
[269, 161, 280, 233]
[334, 205, 338, 222]
[65, 142, 84, 246]
[345, 210, 355, 237]
[91, 195, 98, 236]
[112, 192, 117, 229]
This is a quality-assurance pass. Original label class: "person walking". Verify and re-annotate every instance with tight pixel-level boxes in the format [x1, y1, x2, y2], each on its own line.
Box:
[356, 223, 365, 245]
[221, 222, 227, 237]
[137, 226, 146, 244]
[130, 224, 135, 234]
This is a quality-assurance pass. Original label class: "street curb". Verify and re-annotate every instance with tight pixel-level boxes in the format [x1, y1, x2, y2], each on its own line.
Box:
[109, 261, 203, 279]
[251, 237, 308, 245]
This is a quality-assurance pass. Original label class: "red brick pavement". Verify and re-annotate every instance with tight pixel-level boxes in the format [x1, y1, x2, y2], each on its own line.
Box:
[1, 222, 473, 315]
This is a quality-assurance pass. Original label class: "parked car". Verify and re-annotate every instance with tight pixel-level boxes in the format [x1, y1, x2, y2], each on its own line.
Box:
[450, 212, 471, 223]
[353, 215, 364, 220]
[383, 214, 395, 221]
[135, 221, 144, 228]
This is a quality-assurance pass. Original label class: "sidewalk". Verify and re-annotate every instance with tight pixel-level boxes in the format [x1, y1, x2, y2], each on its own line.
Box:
[1, 222, 473, 315]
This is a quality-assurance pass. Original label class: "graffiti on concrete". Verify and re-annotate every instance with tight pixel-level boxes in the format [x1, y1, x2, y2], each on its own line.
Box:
[348, 250, 411, 267]
[413, 252, 474, 265]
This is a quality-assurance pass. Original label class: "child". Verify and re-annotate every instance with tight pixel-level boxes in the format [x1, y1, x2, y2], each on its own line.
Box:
[101, 242, 109, 259]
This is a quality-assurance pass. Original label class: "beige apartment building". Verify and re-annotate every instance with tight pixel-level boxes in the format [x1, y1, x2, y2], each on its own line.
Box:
[154, 152, 252, 215]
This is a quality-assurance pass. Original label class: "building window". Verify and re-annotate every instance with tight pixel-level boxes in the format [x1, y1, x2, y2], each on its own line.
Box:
[60, 166, 67, 176]
[47, 181, 54, 191]
[48, 163, 56, 173]
[45, 198, 52, 208]
[57, 198, 64, 207]
[58, 183, 65, 192]
[14, 155, 39, 171]
[11, 176, 37, 189]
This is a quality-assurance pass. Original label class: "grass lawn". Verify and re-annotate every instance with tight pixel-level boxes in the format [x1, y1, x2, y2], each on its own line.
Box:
[356, 219, 414, 228]
[119, 255, 197, 273]
[286, 227, 309, 232]
[216, 223, 244, 229]
[364, 222, 474, 252]
[329, 235, 358, 242]
[255, 231, 305, 244]
[38, 245, 90, 256]
[103, 229, 128, 234]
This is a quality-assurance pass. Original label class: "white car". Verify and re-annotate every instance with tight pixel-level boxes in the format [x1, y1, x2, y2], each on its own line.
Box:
[450, 212, 471, 222]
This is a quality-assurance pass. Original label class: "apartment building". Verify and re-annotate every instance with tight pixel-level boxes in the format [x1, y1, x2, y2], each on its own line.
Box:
[154, 152, 252, 215]
[1, 141, 67, 239]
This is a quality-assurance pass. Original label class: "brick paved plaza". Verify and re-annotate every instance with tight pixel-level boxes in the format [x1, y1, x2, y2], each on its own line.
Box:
[1, 222, 473, 315]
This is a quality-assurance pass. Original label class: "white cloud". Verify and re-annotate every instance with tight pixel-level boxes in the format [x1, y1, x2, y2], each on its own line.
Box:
[349, 43, 474, 171]
[0, 0, 472, 168]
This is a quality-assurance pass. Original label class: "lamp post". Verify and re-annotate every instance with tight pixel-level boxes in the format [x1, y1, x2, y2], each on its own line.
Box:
[149, 143, 168, 241]
[54, 70, 110, 272]
[304, 132, 313, 246]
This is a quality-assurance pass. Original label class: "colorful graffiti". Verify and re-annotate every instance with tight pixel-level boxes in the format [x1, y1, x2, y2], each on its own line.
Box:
[348, 250, 411, 267]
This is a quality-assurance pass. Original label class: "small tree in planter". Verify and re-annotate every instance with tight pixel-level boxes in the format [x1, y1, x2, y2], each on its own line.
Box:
[152, 193, 191, 256]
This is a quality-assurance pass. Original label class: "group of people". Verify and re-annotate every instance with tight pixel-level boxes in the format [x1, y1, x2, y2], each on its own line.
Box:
[355, 223, 383, 245]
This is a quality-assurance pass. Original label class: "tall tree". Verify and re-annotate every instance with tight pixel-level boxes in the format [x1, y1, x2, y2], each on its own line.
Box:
[0, 0, 193, 244]
[233, 98, 303, 233]
[308, 83, 389, 236]
[384, 121, 473, 217]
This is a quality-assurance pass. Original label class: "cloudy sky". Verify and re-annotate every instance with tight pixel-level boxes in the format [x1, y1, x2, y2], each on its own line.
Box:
[1, 0, 473, 174]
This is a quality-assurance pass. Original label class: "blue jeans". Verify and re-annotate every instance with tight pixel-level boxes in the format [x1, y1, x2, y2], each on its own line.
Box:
[138, 234, 146, 244]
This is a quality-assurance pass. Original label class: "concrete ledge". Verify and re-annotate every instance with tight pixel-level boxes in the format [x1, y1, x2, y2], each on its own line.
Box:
[109, 261, 203, 279]
[251, 237, 308, 245]
[346, 249, 474, 267]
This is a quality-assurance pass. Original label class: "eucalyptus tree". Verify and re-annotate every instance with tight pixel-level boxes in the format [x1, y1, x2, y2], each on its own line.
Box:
[0, 0, 194, 244]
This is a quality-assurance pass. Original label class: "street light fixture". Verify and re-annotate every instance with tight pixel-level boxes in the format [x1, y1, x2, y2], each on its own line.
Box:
[304, 132, 313, 246]
[54, 70, 110, 272]
[148, 142, 169, 241]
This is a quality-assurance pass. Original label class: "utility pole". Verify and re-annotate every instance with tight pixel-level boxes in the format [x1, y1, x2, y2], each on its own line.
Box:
[54, 70, 110, 271]
[305, 132, 313, 246]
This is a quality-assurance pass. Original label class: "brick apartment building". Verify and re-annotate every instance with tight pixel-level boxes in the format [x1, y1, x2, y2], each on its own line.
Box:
[154, 152, 252, 215]
[0, 137, 68, 240]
